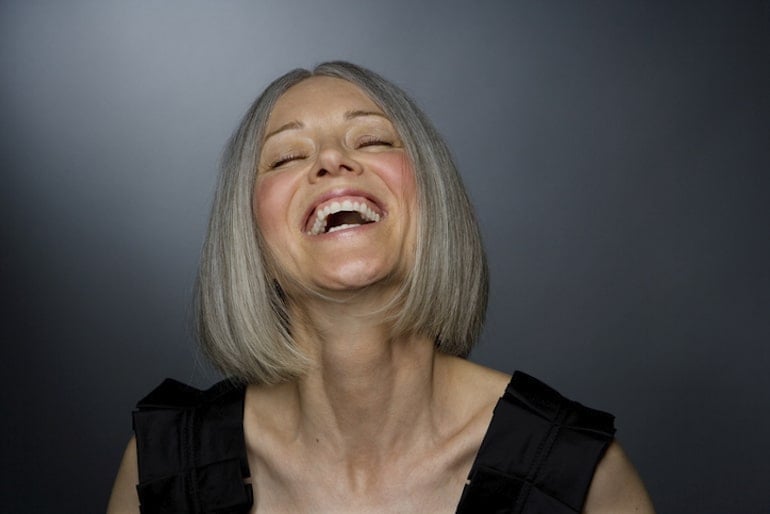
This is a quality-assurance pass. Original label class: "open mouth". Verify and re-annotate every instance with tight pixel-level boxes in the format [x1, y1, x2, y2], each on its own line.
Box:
[306, 198, 383, 235]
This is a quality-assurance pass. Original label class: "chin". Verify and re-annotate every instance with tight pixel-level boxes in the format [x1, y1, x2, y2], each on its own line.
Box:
[316, 260, 402, 292]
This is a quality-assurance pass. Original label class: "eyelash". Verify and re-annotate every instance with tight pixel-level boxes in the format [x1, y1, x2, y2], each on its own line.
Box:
[268, 153, 305, 169]
[266, 137, 393, 170]
[357, 137, 392, 148]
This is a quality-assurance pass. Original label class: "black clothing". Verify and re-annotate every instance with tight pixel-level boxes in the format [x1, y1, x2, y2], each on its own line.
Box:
[133, 372, 615, 513]
[455, 372, 615, 513]
[133, 380, 251, 514]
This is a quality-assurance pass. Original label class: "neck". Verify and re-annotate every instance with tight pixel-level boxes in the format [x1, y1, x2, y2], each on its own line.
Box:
[282, 290, 444, 465]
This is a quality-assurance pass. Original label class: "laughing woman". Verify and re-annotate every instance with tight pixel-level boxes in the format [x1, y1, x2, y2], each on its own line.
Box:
[107, 62, 654, 513]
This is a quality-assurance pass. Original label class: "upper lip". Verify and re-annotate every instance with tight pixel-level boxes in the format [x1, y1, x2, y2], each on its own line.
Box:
[302, 188, 385, 233]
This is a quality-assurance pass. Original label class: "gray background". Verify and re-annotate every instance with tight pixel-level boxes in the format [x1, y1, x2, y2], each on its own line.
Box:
[2, 1, 768, 512]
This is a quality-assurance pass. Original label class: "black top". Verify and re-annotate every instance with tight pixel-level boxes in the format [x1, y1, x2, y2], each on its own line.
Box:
[133, 372, 615, 514]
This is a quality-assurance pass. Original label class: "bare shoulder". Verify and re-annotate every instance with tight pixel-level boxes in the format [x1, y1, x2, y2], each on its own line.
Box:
[432, 356, 512, 447]
[583, 440, 655, 514]
[106, 436, 141, 514]
[439, 355, 511, 410]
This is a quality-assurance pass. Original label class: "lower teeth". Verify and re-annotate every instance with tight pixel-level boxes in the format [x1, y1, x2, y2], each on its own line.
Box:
[327, 223, 361, 234]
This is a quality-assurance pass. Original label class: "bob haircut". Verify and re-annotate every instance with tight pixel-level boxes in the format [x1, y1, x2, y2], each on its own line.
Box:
[196, 61, 488, 384]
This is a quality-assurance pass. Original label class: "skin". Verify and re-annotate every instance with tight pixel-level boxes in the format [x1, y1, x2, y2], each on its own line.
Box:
[254, 76, 418, 298]
[107, 77, 655, 513]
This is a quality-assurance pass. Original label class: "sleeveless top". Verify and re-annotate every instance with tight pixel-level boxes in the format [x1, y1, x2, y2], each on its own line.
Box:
[132, 371, 615, 514]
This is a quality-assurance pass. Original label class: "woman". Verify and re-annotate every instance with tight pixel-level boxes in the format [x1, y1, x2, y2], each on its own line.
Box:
[108, 61, 654, 513]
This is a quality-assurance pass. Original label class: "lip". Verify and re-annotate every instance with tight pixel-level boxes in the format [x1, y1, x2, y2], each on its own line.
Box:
[302, 188, 386, 234]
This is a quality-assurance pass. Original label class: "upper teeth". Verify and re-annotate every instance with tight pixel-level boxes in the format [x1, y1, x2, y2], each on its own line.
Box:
[308, 200, 382, 235]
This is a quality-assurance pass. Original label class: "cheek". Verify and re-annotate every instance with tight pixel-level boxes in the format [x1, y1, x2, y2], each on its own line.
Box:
[376, 153, 419, 260]
[253, 175, 293, 244]
[377, 153, 418, 209]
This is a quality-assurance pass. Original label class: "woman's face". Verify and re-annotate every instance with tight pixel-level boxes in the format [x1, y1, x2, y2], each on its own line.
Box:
[253, 76, 417, 295]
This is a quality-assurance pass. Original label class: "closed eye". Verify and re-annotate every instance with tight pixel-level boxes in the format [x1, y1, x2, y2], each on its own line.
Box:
[356, 137, 393, 149]
[269, 153, 305, 169]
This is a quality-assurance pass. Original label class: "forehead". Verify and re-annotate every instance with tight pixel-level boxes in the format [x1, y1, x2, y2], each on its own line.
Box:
[266, 76, 382, 129]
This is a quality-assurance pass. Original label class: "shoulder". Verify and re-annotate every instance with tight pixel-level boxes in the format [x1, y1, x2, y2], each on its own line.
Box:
[106, 435, 140, 514]
[437, 356, 512, 440]
[456, 364, 643, 513]
[583, 441, 656, 513]
[495, 370, 654, 513]
[132, 377, 248, 477]
[109, 378, 252, 514]
[134, 377, 245, 410]
[438, 355, 511, 410]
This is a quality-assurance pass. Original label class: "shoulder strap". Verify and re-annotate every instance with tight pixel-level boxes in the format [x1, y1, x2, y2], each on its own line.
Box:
[132, 379, 253, 514]
[456, 371, 615, 514]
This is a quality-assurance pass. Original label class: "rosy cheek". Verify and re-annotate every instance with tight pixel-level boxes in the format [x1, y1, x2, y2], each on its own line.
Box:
[253, 178, 284, 241]
[373, 153, 413, 189]
[387, 154, 417, 208]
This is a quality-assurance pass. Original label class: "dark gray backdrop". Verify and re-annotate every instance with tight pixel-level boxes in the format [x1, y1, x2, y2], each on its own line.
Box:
[2, 1, 768, 512]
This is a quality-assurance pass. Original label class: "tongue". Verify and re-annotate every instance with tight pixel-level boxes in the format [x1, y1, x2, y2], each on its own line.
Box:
[326, 211, 366, 232]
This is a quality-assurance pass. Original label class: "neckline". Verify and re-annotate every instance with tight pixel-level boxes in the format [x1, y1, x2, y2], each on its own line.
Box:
[234, 374, 516, 513]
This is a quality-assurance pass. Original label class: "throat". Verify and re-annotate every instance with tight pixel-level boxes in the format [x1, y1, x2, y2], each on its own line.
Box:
[293, 331, 440, 441]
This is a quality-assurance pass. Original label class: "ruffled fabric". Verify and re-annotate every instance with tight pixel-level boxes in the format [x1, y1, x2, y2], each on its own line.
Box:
[455, 371, 616, 513]
[133, 379, 253, 514]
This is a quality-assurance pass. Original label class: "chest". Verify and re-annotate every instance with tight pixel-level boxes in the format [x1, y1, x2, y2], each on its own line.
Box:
[133, 372, 615, 513]
[246, 447, 474, 514]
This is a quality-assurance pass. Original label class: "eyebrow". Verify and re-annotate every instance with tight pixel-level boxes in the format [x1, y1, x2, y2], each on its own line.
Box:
[263, 110, 390, 142]
[344, 109, 389, 121]
[263, 120, 303, 142]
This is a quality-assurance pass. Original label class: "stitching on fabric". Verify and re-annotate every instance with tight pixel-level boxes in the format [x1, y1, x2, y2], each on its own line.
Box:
[472, 465, 582, 511]
[513, 402, 570, 514]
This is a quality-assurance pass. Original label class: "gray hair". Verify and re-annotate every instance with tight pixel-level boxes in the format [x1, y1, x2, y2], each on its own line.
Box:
[196, 61, 488, 384]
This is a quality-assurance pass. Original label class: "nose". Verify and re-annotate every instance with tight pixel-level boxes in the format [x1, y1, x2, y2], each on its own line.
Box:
[309, 142, 362, 182]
